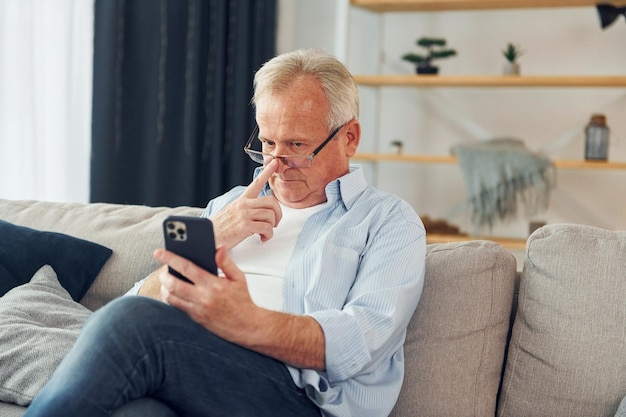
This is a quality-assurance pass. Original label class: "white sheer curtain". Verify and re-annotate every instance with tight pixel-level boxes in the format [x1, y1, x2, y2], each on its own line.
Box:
[0, 0, 93, 203]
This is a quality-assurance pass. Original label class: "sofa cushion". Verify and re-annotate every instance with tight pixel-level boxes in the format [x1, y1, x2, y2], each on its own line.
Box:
[390, 240, 517, 417]
[0, 199, 203, 310]
[498, 224, 626, 417]
[0, 220, 112, 300]
[0, 401, 26, 417]
[0, 265, 91, 406]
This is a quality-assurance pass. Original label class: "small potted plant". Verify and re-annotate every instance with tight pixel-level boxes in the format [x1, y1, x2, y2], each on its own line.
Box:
[390, 140, 404, 154]
[402, 37, 457, 75]
[502, 43, 524, 75]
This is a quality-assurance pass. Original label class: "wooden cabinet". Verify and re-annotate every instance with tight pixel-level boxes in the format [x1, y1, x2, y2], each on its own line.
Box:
[347, 0, 626, 249]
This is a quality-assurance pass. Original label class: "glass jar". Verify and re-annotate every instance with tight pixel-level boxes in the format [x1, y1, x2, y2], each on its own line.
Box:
[585, 114, 609, 161]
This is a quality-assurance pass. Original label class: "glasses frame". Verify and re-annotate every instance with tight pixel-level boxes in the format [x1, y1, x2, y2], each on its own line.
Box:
[244, 123, 345, 168]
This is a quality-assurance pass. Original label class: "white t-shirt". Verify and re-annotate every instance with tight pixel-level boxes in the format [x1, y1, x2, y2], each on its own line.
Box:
[228, 202, 325, 311]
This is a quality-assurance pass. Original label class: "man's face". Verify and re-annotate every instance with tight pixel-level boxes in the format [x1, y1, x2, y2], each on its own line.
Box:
[254, 76, 360, 209]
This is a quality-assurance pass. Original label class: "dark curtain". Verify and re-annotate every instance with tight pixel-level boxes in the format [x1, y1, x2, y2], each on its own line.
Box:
[90, 0, 277, 207]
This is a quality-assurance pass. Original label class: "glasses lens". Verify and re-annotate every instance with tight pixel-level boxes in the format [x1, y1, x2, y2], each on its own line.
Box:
[244, 126, 316, 168]
[245, 150, 265, 164]
[244, 128, 265, 165]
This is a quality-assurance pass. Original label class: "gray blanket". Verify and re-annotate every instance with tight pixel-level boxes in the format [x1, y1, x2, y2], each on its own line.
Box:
[452, 138, 555, 229]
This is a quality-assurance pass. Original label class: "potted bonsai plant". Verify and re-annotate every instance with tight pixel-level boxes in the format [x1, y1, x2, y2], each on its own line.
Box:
[402, 37, 457, 75]
[502, 43, 524, 75]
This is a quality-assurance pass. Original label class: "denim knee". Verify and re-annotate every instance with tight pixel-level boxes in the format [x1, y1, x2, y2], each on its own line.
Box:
[85, 296, 179, 334]
[77, 296, 192, 358]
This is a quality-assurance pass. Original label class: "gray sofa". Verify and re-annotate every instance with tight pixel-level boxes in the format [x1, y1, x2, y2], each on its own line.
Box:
[0, 198, 625, 417]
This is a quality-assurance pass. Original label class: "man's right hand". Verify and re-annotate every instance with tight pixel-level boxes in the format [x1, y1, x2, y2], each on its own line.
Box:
[210, 159, 282, 250]
[139, 161, 280, 301]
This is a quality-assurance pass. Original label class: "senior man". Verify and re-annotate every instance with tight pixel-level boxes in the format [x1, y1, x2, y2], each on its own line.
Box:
[25, 48, 426, 417]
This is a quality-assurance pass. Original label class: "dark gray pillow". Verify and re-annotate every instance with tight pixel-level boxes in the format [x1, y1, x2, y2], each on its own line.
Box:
[0, 265, 91, 406]
[0, 220, 112, 300]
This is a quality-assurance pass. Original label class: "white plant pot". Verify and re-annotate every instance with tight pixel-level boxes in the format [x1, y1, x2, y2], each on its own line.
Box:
[502, 62, 520, 75]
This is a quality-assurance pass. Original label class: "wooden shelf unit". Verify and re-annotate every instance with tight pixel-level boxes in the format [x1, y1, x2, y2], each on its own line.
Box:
[351, 0, 609, 12]
[347, 0, 625, 250]
[427, 233, 527, 250]
[354, 75, 626, 88]
[353, 153, 626, 171]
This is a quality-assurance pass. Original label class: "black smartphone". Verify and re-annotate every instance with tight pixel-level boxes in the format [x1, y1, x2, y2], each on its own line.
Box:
[162, 216, 218, 283]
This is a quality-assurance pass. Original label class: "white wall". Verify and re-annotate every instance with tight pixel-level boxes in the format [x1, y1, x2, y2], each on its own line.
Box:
[277, 0, 626, 250]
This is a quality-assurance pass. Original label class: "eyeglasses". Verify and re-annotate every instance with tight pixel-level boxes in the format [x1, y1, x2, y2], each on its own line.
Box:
[244, 124, 345, 168]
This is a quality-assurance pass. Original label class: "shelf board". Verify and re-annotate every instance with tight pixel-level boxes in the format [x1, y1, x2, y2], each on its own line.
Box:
[353, 153, 626, 170]
[351, 0, 611, 12]
[427, 233, 527, 250]
[354, 75, 626, 88]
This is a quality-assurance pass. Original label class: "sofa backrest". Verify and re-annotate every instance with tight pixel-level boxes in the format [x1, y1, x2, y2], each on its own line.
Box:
[391, 240, 518, 417]
[0, 199, 203, 310]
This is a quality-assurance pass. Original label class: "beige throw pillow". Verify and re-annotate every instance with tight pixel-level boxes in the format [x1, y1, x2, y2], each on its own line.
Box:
[498, 224, 626, 417]
[391, 240, 517, 417]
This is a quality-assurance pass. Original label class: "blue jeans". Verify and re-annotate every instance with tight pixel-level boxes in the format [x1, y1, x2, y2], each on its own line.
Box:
[25, 297, 321, 417]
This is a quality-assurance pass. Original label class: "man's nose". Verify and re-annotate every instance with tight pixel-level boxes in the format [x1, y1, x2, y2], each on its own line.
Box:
[273, 155, 291, 170]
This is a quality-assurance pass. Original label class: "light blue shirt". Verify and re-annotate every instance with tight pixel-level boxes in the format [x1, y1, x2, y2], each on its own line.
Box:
[202, 165, 426, 417]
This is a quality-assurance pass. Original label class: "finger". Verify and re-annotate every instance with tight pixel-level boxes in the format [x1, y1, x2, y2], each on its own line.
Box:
[156, 264, 177, 303]
[245, 205, 281, 241]
[154, 251, 198, 309]
[159, 280, 193, 312]
[159, 275, 173, 303]
[154, 248, 169, 263]
[215, 246, 242, 282]
[258, 224, 274, 243]
[249, 198, 282, 227]
[241, 159, 278, 199]
[153, 249, 200, 285]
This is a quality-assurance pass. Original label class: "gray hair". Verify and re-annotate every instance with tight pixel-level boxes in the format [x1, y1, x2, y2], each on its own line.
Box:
[252, 49, 359, 130]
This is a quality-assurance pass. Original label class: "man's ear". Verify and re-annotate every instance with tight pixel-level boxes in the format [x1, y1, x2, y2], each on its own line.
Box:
[344, 120, 361, 157]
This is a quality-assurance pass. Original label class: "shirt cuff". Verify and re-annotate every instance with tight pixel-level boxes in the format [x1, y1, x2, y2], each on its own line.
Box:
[123, 277, 147, 297]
